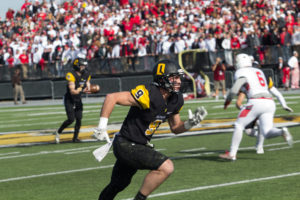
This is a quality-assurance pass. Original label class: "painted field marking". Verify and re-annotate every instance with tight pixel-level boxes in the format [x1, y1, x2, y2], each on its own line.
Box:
[0, 151, 20, 156]
[0, 165, 114, 183]
[122, 172, 300, 200]
[0, 140, 297, 184]
[0, 145, 101, 160]
[64, 150, 91, 155]
[268, 146, 292, 151]
[179, 147, 206, 153]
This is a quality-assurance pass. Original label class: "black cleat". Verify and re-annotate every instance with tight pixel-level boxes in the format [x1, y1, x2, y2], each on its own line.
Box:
[72, 138, 81, 143]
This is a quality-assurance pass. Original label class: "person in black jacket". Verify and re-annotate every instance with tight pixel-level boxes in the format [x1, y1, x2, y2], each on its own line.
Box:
[52, 46, 63, 77]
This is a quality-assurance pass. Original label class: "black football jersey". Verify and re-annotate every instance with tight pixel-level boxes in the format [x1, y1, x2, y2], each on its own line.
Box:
[65, 70, 91, 101]
[120, 83, 184, 145]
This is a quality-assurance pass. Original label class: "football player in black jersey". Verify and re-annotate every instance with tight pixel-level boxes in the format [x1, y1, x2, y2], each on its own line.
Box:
[93, 59, 207, 200]
[55, 57, 91, 143]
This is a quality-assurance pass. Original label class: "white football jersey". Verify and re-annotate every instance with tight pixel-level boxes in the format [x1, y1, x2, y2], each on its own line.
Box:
[234, 67, 270, 99]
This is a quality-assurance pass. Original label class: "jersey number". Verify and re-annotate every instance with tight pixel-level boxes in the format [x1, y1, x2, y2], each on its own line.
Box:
[135, 89, 144, 99]
[256, 71, 266, 87]
[145, 120, 162, 136]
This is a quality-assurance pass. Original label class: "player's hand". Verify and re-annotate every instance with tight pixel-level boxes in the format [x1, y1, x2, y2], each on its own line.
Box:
[224, 100, 231, 109]
[224, 95, 232, 109]
[83, 87, 91, 94]
[184, 106, 207, 130]
[93, 128, 110, 143]
[283, 106, 293, 112]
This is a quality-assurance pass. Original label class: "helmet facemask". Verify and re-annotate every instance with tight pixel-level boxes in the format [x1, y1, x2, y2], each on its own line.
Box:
[155, 70, 184, 93]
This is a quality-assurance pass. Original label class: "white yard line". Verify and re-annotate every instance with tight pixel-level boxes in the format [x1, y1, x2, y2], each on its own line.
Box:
[212, 101, 299, 109]
[179, 147, 206, 152]
[122, 172, 300, 200]
[268, 146, 292, 151]
[0, 165, 114, 183]
[64, 150, 91, 155]
[0, 145, 102, 160]
[0, 151, 20, 156]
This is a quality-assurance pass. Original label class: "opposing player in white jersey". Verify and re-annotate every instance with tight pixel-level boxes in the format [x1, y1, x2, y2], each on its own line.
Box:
[219, 53, 293, 161]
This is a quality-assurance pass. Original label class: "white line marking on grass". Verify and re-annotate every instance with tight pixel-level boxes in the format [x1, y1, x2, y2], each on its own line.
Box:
[184, 96, 300, 105]
[0, 165, 114, 183]
[268, 146, 292, 151]
[0, 145, 102, 160]
[64, 150, 91, 155]
[0, 115, 121, 128]
[212, 101, 299, 109]
[122, 172, 300, 200]
[180, 147, 206, 153]
[0, 152, 20, 156]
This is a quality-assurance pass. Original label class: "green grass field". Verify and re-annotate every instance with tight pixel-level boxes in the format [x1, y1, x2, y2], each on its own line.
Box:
[0, 94, 300, 200]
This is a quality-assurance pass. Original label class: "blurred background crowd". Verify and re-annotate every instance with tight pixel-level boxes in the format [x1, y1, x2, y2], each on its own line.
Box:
[0, 0, 299, 81]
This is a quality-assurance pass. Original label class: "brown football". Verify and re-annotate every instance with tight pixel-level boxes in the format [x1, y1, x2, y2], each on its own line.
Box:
[90, 84, 100, 93]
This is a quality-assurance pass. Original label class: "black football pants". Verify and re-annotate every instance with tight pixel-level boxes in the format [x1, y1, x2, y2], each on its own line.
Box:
[58, 97, 83, 140]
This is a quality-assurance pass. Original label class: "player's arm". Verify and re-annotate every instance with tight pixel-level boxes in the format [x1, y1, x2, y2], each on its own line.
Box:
[100, 91, 140, 118]
[224, 77, 247, 109]
[168, 113, 186, 134]
[83, 75, 91, 93]
[68, 81, 83, 95]
[236, 92, 246, 110]
[94, 91, 140, 142]
[168, 106, 207, 133]
[269, 86, 293, 112]
[267, 77, 293, 112]
[66, 72, 82, 95]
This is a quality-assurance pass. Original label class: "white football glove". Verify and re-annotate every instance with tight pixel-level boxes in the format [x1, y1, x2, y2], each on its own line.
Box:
[93, 128, 110, 143]
[184, 106, 208, 130]
[93, 117, 111, 143]
[283, 106, 293, 112]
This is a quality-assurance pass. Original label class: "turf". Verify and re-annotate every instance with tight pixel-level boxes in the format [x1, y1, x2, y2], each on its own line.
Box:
[0, 94, 299, 200]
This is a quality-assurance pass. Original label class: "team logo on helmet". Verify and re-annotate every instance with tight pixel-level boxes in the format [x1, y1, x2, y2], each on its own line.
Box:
[73, 58, 87, 72]
[156, 63, 166, 75]
[152, 59, 184, 93]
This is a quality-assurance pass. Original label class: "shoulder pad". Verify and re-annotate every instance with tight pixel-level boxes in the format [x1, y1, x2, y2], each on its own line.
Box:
[131, 85, 150, 109]
[66, 72, 75, 82]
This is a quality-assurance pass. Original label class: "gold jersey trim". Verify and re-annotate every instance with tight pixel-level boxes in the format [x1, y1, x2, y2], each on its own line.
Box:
[131, 85, 150, 109]
[268, 77, 273, 89]
[66, 72, 75, 82]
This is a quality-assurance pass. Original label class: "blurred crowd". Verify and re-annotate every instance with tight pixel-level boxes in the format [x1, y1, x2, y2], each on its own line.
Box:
[0, 0, 299, 79]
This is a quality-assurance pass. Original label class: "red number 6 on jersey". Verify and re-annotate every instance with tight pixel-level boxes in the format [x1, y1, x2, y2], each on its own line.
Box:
[256, 71, 266, 87]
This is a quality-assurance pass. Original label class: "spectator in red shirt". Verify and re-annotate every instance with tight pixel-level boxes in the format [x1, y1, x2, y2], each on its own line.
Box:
[19, 49, 29, 79]
[6, 8, 15, 20]
[231, 34, 241, 49]
[278, 57, 290, 91]
[7, 54, 15, 68]
[212, 57, 226, 100]
[21, 0, 31, 11]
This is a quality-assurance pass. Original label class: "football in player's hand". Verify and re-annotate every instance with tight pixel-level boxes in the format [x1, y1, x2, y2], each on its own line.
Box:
[90, 84, 100, 93]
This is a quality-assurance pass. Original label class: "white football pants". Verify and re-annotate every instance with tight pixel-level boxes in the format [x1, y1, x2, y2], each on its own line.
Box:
[230, 99, 283, 157]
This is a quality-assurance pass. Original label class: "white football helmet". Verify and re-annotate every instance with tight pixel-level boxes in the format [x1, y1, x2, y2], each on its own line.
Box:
[235, 53, 252, 69]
